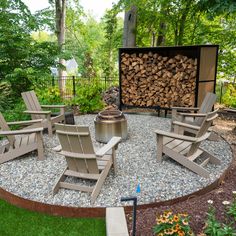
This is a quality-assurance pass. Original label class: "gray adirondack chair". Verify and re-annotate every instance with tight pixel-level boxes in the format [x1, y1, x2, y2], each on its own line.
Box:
[171, 92, 217, 134]
[0, 113, 44, 164]
[155, 109, 220, 178]
[53, 123, 121, 203]
[21, 90, 66, 137]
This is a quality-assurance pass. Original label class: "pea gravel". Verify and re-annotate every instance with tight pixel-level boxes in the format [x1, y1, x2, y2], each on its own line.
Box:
[0, 114, 233, 207]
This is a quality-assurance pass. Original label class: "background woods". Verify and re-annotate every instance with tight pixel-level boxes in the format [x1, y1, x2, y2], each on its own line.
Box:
[0, 0, 236, 116]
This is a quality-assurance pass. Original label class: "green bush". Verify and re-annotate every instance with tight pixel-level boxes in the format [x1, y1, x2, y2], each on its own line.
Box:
[66, 79, 105, 113]
[222, 84, 236, 108]
[1, 101, 30, 125]
[0, 81, 12, 110]
[204, 195, 236, 236]
[35, 86, 63, 105]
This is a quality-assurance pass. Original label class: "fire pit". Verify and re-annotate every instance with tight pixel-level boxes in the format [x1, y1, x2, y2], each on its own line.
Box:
[94, 110, 128, 143]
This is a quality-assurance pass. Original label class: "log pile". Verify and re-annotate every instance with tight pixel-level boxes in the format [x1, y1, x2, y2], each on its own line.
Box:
[102, 86, 119, 109]
[120, 52, 197, 108]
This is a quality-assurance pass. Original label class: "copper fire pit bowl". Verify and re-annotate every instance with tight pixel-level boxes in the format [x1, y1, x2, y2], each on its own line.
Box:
[94, 110, 128, 143]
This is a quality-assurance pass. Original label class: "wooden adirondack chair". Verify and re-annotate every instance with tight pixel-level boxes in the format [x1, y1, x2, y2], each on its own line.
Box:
[155, 109, 220, 178]
[171, 92, 217, 134]
[21, 90, 66, 137]
[0, 113, 44, 164]
[53, 123, 121, 203]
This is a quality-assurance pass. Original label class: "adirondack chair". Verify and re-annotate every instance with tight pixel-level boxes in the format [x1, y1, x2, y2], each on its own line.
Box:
[0, 113, 44, 164]
[171, 92, 217, 134]
[21, 90, 66, 137]
[173, 108, 219, 140]
[53, 123, 121, 203]
[155, 109, 220, 178]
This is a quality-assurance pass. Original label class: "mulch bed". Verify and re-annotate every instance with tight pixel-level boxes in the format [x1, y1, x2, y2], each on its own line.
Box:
[126, 117, 236, 235]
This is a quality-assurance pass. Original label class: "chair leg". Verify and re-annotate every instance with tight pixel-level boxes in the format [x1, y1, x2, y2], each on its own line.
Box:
[165, 148, 210, 178]
[200, 148, 221, 165]
[112, 147, 117, 174]
[156, 134, 163, 162]
[52, 167, 67, 195]
[91, 160, 112, 204]
[36, 132, 45, 161]
[48, 123, 53, 137]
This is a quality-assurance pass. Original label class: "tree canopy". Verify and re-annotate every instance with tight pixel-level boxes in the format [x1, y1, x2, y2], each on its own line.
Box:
[0, 0, 236, 109]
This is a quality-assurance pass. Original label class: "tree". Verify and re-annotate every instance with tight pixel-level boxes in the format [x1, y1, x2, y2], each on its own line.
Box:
[123, 5, 137, 47]
[55, 0, 66, 93]
[0, 0, 58, 101]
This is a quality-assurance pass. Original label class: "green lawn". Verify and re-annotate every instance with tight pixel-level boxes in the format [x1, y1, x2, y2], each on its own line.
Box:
[0, 199, 105, 236]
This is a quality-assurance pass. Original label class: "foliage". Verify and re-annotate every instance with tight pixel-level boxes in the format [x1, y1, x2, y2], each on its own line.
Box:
[227, 193, 236, 220]
[204, 205, 236, 236]
[0, 198, 105, 236]
[35, 86, 63, 105]
[153, 210, 194, 235]
[99, 10, 123, 79]
[221, 84, 236, 108]
[1, 101, 30, 123]
[0, 0, 59, 102]
[0, 81, 12, 110]
[66, 80, 105, 113]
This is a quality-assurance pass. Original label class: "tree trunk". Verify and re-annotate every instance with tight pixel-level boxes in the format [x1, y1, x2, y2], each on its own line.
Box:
[123, 5, 137, 47]
[156, 22, 166, 46]
[55, 0, 66, 95]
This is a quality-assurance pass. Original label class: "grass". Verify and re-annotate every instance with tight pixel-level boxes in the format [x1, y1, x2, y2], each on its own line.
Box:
[0, 199, 106, 236]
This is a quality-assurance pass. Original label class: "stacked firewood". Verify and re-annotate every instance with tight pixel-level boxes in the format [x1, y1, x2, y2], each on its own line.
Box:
[120, 52, 197, 108]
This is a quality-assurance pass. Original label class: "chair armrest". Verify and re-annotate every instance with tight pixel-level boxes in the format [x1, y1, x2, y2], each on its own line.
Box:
[58, 151, 96, 159]
[41, 105, 66, 109]
[24, 110, 51, 115]
[172, 107, 199, 112]
[96, 137, 121, 157]
[172, 121, 200, 130]
[155, 129, 210, 143]
[7, 119, 43, 126]
[155, 129, 198, 142]
[178, 112, 207, 117]
[0, 127, 43, 136]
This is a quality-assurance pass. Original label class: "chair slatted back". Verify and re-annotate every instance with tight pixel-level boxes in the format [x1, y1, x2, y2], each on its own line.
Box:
[21, 91, 42, 119]
[187, 109, 218, 156]
[0, 113, 15, 146]
[55, 124, 99, 174]
[195, 92, 217, 126]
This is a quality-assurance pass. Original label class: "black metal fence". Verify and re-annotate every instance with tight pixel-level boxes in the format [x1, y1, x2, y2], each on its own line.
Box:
[51, 76, 119, 100]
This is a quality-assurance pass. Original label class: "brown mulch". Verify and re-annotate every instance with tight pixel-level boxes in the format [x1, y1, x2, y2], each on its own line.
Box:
[126, 117, 236, 235]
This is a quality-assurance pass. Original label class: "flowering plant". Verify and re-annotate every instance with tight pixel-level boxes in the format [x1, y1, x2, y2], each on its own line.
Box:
[153, 210, 194, 236]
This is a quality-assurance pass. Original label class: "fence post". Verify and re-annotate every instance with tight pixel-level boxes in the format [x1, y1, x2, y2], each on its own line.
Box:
[72, 76, 76, 97]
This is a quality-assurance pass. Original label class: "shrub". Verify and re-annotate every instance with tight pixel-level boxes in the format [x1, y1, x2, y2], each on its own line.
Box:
[66, 79, 105, 113]
[221, 84, 236, 108]
[0, 81, 12, 110]
[2, 101, 30, 124]
[153, 210, 194, 235]
[204, 198, 236, 236]
[35, 86, 63, 105]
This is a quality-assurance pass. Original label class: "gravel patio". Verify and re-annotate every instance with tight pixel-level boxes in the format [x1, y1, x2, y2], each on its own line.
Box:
[0, 114, 233, 207]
